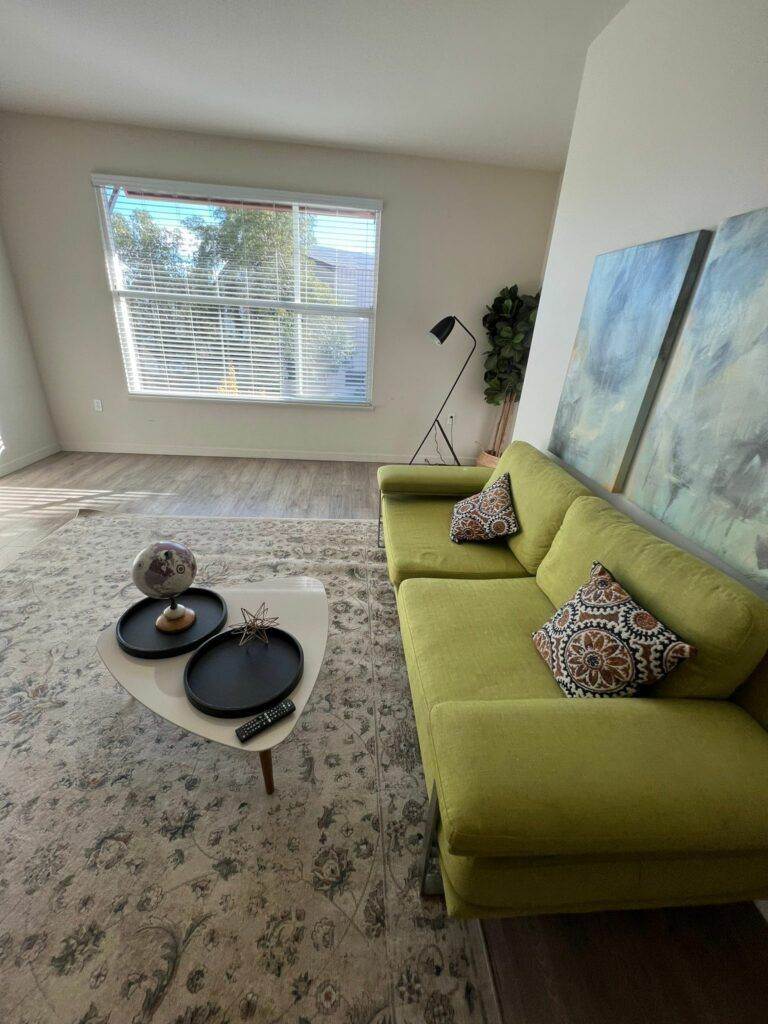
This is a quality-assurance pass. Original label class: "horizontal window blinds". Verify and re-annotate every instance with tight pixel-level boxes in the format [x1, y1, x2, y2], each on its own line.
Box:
[93, 177, 381, 404]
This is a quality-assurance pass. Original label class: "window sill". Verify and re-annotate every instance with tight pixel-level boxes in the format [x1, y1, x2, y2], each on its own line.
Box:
[125, 390, 375, 411]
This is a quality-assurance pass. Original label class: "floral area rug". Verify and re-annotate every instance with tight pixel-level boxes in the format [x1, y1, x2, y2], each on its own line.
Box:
[0, 514, 498, 1024]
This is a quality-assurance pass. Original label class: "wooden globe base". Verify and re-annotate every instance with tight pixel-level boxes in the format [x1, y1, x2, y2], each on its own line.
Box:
[155, 606, 197, 633]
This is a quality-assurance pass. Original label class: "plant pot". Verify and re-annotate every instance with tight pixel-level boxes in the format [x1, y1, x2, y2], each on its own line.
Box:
[475, 449, 500, 469]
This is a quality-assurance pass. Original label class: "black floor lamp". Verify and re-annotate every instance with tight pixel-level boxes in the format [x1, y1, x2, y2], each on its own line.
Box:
[409, 315, 477, 465]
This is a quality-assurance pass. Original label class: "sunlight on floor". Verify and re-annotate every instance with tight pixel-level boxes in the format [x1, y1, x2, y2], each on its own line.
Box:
[0, 481, 178, 569]
[0, 484, 175, 519]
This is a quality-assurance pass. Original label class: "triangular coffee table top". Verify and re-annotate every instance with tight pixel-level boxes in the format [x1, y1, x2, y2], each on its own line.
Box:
[97, 578, 328, 763]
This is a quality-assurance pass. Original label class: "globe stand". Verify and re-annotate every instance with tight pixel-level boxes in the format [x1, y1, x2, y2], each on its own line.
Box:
[155, 595, 197, 634]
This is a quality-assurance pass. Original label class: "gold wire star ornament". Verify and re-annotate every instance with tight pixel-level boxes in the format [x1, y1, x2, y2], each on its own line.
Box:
[236, 603, 280, 646]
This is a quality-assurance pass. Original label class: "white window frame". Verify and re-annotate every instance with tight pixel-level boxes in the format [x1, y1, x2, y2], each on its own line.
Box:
[92, 173, 383, 408]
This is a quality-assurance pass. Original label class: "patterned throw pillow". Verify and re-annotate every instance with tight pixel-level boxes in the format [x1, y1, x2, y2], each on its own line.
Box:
[449, 472, 519, 544]
[532, 561, 696, 697]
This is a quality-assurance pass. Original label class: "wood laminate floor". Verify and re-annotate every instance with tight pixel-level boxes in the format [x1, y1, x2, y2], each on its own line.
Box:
[484, 903, 768, 1024]
[2, 450, 768, 1023]
[0, 450, 381, 567]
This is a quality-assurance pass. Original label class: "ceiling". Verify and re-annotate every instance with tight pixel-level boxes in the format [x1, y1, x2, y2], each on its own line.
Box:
[0, 0, 625, 170]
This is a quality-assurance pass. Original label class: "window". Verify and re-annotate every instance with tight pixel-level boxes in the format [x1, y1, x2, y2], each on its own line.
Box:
[93, 175, 381, 405]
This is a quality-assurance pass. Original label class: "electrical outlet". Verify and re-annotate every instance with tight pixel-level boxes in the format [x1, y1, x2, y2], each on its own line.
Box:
[93, 399, 103, 413]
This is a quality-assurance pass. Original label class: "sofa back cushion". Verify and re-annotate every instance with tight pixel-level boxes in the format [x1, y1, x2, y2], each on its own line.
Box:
[486, 442, 591, 573]
[536, 496, 768, 698]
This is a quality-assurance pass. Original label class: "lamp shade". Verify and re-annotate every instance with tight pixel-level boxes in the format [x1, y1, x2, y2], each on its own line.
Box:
[428, 315, 456, 344]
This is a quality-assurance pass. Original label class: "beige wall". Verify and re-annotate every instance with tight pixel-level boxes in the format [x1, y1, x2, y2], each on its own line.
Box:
[0, 224, 58, 477]
[516, 0, 768, 452]
[0, 114, 558, 462]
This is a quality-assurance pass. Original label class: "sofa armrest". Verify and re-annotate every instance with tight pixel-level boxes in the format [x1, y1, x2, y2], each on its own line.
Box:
[428, 698, 768, 859]
[377, 464, 491, 497]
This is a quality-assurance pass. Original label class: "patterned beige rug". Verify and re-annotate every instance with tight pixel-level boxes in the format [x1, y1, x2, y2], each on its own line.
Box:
[0, 513, 498, 1024]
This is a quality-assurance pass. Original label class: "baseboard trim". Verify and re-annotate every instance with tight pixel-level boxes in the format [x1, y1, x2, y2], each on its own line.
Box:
[0, 442, 61, 478]
[60, 441, 479, 464]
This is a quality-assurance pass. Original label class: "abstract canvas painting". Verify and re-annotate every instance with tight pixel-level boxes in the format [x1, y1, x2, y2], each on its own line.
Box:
[625, 205, 768, 588]
[549, 229, 710, 490]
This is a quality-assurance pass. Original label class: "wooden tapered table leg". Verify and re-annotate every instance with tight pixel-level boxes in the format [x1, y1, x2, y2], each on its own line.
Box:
[259, 749, 275, 794]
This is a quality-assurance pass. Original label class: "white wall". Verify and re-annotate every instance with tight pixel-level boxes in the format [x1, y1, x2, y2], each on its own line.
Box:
[516, 0, 768, 452]
[0, 224, 58, 477]
[0, 114, 558, 463]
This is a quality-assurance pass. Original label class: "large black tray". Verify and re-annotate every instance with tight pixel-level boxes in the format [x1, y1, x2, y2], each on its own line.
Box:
[116, 588, 227, 659]
[184, 627, 304, 718]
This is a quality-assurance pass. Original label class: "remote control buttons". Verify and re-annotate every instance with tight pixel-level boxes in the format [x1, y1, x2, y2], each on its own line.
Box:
[235, 699, 296, 743]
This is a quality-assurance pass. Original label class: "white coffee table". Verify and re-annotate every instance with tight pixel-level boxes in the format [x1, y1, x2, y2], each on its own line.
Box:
[97, 578, 328, 794]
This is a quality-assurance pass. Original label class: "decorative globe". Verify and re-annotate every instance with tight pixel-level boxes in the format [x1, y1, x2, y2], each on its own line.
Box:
[132, 541, 197, 600]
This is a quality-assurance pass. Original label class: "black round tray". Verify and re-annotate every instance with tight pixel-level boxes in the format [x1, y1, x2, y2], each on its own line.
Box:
[116, 588, 228, 659]
[184, 627, 304, 718]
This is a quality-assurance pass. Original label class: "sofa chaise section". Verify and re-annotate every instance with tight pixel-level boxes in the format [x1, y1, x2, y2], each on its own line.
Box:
[431, 698, 768, 859]
[430, 698, 768, 916]
[378, 441, 590, 586]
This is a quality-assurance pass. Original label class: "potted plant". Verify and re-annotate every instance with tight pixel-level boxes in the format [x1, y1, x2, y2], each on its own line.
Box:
[477, 285, 539, 467]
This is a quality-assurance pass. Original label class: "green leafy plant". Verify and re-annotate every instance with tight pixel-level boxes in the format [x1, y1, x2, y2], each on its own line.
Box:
[481, 285, 539, 454]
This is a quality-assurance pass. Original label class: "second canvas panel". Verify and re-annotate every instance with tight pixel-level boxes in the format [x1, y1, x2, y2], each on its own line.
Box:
[625, 205, 768, 588]
[549, 229, 710, 491]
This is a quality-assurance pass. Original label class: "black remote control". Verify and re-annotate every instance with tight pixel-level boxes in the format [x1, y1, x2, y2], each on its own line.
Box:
[235, 699, 296, 743]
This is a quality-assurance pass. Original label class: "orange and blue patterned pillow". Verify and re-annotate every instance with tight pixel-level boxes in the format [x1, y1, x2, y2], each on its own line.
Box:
[532, 561, 696, 697]
[449, 472, 519, 544]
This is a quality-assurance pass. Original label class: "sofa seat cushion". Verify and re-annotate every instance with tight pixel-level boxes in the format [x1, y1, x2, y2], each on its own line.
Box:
[485, 441, 591, 573]
[429, 698, 768, 860]
[381, 494, 527, 586]
[398, 577, 562, 793]
[398, 577, 561, 709]
[537, 496, 768, 698]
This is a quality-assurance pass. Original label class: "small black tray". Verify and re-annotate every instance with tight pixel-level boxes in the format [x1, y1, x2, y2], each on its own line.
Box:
[184, 627, 304, 718]
[116, 588, 228, 659]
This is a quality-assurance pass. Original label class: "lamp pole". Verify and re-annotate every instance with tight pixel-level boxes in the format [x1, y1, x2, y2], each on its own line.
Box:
[409, 316, 477, 465]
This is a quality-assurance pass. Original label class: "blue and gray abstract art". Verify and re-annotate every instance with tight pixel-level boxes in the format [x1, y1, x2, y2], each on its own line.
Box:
[626, 206, 768, 588]
[550, 230, 707, 490]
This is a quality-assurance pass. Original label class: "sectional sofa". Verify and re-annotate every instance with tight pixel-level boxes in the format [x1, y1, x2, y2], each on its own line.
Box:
[378, 441, 768, 918]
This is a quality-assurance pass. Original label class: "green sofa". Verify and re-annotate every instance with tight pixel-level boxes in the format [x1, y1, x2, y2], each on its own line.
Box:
[379, 441, 768, 918]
